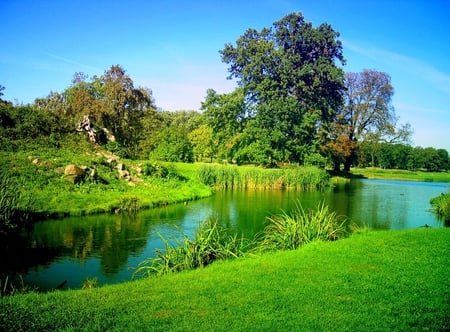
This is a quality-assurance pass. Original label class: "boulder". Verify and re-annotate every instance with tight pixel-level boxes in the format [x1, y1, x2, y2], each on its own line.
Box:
[64, 165, 86, 184]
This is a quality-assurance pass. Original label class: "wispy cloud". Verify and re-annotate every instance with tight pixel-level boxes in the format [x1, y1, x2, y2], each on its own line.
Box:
[343, 39, 450, 96]
[43, 52, 101, 73]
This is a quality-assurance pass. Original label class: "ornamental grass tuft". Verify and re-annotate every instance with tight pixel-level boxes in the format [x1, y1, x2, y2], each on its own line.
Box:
[134, 217, 249, 277]
[256, 201, 348, 251]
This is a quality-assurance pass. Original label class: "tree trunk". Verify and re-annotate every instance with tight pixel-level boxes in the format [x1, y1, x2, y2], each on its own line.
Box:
[343, 154, 353, 172]
[333, 159, 340, 172]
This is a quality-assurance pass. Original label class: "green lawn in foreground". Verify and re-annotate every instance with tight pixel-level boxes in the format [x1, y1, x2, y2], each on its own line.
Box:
[1, 228, 449, 331]
[351, 167, 450, 182]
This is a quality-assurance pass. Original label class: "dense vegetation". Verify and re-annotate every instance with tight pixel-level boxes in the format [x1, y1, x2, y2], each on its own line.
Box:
[2, 12, 447, 172]
[1, 11, 449, 330]
[1, 228, 449, 331]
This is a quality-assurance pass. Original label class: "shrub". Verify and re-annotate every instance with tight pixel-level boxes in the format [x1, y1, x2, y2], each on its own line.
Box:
[142, 162, 168, 178]
[119, 197, 141, 213]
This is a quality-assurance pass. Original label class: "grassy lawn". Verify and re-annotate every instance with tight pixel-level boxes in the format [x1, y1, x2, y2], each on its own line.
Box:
[1, 228, 449, 331]
[351, 167, 450, 182]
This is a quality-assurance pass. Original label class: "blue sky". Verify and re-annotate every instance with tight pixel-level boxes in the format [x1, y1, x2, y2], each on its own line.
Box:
[1, 0, 449, 151]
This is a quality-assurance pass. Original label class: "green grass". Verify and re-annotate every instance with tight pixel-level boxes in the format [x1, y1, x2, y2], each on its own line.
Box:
[0, 150, 213, 217]
[352, 167, 450, 182]
[1, 228, 449, 331]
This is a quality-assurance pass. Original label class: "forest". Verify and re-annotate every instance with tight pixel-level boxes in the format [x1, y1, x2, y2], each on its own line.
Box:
[0, 12, 448, 172]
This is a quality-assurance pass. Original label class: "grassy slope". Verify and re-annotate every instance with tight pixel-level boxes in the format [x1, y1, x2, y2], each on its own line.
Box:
[1, 228, 449, 331]
[0, 149, 213, 217]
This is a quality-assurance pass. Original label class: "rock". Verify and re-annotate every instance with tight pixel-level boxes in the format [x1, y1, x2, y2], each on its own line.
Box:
[102, 128, 116, 142]
[118, 170, 130, 181]
[64, 164, 86, 184]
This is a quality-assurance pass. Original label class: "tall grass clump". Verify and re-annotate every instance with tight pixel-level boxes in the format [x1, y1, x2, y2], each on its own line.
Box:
[134, 218, 249, 277]
[0, 274, 33, 297]
[197, 164, 329, 191]
[430, 192, 450, 221]
[256, 201, 348, 252]
[0, 173, 34, 235]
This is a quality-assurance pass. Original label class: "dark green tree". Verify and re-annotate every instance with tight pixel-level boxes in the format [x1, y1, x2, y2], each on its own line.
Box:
[201, 88, 247, 161]
[150, 127, 193, 163]
[220, 12, 346, 164]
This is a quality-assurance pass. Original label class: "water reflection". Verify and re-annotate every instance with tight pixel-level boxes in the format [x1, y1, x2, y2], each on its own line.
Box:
[3, 179, 447, 290]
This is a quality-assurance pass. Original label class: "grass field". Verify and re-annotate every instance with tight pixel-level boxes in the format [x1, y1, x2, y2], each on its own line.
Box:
[1, 228, 449, 331]
[351, 167, 450, 182]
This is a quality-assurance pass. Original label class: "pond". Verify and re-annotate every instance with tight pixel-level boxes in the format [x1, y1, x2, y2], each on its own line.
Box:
[3, 179, 448, 291]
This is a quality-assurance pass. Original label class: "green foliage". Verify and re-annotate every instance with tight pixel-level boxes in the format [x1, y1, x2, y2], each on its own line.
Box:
[0, 173, 34, 235]
[150, 127, 193, 162]
[357, 142, 449, 171]
[134, 218, 248, 277]
[187, 124, 216, 161]
[256, 201, 348, 251]
[197, 164, 329, 190]
[118, 197, 141, 213]
[218, 12, 345, 164]
[430, 193, 450, 221]
[142, 162, 168, 178]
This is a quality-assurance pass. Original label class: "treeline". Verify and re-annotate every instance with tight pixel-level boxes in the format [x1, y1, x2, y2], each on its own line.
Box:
[1, 12, 448, 171]
[358, 142, 449, 171]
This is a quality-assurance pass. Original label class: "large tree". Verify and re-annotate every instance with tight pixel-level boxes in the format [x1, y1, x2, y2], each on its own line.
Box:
[325, 69, 412, 171]
[219, 12, 346, 164]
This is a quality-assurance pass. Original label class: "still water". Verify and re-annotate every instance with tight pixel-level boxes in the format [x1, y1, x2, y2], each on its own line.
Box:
[5, 179, 448, 291]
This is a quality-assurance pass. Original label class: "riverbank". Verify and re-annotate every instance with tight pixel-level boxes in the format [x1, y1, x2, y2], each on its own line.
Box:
[1, 227, 449, 331]
[351, 167, 450, 182]
[0, 148, 328, 218]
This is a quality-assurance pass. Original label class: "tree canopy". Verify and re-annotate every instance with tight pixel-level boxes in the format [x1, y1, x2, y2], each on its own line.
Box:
[216, 12, 346, 164]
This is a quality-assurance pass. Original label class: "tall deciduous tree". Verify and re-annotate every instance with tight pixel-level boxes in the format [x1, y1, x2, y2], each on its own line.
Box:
[327, 70, 412, 171]
[220, 12, 345, 164]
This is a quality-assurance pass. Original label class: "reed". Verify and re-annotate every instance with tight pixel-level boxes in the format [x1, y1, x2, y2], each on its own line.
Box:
[430, 192, 450, 220]
[255, 201, 348, 251]
[0, 174, 34, 234]
[197, 164, 329, 191]
[134, 218, 249, 277]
